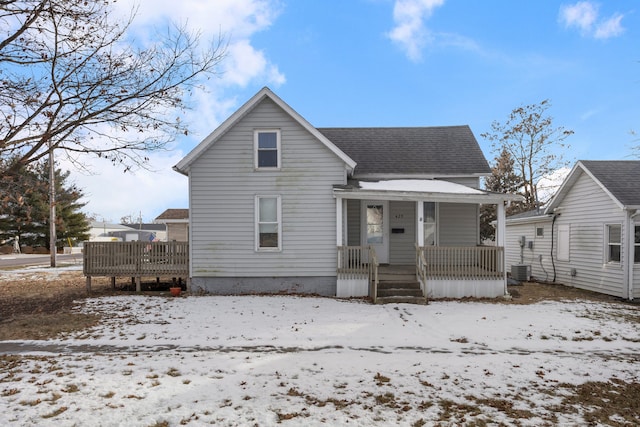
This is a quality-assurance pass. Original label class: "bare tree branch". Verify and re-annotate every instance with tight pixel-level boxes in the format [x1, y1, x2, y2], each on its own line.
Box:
[481, 100, 574, 210]
[0, 0, 227, 172]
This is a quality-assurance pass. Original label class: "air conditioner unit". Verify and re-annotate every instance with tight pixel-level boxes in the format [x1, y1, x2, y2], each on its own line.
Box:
[511, 264, 530, 281]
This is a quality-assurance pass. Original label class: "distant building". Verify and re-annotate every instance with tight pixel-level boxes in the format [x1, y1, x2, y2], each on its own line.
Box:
[155, 209, 189, 242]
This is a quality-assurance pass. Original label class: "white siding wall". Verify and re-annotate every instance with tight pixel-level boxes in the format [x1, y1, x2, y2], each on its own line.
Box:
[438, 203, 479, 246]
[505, 219, 554, 282]
[552, 171, 627, 297]
[189, 98, 347, 277]
[445, 177, 481, 188]
[389, 201, 416, 264]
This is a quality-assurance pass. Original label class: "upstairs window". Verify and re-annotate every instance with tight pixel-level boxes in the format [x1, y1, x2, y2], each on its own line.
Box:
[255, 130, 280, 169]
[606, 224, 621, 263]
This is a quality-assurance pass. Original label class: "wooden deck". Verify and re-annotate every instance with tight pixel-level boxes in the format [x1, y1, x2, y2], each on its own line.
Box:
[83, 241, 189, 292]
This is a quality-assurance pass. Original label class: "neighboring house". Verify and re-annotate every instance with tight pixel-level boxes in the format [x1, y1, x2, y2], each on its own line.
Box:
[87, 221, 165, 242]
[505, 160, 640, 300]
[155, 209, 189, 241]
[117, 223, 167, 242]
[173, 87, 520, 299]
[88, 221, 132, 241]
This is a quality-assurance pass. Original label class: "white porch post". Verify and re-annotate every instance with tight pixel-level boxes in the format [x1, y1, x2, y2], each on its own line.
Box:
[417, 201, 424, 246]
[496, 201, 507, 294]
[336, 197, 344, 246]
[496, 201, 505, 248]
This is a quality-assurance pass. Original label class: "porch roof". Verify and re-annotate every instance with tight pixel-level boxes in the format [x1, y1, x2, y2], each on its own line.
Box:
[333, 179, 523, 204]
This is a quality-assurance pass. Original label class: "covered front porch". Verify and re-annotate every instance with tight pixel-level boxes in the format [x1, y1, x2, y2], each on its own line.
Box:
[334, 179, 520, 301]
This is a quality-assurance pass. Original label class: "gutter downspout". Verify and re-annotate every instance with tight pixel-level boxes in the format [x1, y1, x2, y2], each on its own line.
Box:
[551, 213, 560, 283]
[625, 209, 637, 300]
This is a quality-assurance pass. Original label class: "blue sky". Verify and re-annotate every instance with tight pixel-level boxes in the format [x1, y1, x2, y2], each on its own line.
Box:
[70, 0, 640, 223]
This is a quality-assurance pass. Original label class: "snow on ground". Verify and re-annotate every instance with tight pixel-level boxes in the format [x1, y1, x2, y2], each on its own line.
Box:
[1, 295, 640, 426]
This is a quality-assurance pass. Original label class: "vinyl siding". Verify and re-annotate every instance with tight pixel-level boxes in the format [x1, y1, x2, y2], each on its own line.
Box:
[444, 177, 481, 188]
[438, 203, 479, 246]
[189, 97, 347, 277]
[389, 201, 416, 264]
[552, 171, 627, 297]
[505, 219, 554, 282]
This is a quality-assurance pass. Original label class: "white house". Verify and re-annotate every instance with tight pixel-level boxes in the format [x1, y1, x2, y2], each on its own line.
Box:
[505, 160, 640, 300]
[174, 87, 520, 301]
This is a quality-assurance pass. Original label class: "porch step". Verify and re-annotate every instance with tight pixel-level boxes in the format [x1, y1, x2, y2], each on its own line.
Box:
[377, 287, 423, 297]
[375, 280, 426, 304]
[375, 295, 427, 305]
[378, 280, 421, 290]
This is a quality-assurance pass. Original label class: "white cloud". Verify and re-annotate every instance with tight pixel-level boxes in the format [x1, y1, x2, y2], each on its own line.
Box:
[387, 0, 445, 61]
[594, 14, 624, 39]
[537, 167, 571, 204]
[60, 151, 188, 223]
[559, 2, 625, 39]
[60, 1, 285, 222]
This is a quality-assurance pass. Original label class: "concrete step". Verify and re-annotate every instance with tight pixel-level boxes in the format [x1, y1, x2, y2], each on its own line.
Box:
[377, 288, 424, 297]
[378, 273, 416, 282]
[375, 295, 427, 305]
[377, 280, 421, 290]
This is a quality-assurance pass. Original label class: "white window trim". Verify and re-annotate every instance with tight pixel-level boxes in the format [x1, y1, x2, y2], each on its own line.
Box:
[604, 223, 622, 264]
[254, 129, 281, 170]
[255, 195, 282, 252]
[635, 225, 640, 264]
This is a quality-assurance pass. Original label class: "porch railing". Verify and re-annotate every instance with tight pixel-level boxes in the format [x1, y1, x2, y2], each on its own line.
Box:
[337, 245, 379, 303]
[416, 245, 504, 280]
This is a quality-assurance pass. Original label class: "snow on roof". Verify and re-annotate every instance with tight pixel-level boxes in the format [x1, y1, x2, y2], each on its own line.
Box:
[358, 179, 484, 195]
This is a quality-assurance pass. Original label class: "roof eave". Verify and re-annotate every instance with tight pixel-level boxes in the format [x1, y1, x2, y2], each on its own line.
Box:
[174, 87, 356, 174]
[334, 187, 523, 204]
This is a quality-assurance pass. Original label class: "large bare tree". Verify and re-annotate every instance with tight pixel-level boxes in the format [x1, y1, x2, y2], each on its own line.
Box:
[481, 100, 574, 210]
[0, 0, 226, 172]
[0, 0, 225, 266]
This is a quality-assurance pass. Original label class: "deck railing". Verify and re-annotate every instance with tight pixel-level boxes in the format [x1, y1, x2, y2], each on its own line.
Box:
[83, 241, 189, 291]
[337, 245, 379, 302]
[416, 245, 504, 280]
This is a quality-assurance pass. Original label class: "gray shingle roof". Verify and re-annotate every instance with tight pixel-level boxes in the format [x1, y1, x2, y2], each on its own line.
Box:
[581, 160, 640, 206]
[317, 126, 490, 176]
[155, 209, 189, 220]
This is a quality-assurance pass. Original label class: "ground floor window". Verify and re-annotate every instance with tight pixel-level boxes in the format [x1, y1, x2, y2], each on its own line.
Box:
[256, 195, 281, 250]
[606, 224, 621, 263]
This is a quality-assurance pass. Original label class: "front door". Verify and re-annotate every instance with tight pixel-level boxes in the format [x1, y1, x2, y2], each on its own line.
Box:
[362, 200, 389, 263]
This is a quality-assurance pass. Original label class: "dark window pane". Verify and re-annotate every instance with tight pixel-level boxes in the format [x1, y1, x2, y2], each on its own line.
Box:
[635, 226, 640, 244]
[634, 246, 640, 263]
[259, 233, 278, 247]
[258, 150, 277, 167]
[609, 245, 620, 262]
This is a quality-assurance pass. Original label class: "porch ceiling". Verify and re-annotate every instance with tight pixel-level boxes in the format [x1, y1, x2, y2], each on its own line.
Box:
[333, 179, 523, 204]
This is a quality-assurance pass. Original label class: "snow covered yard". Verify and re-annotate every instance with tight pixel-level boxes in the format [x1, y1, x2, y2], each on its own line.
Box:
[1, 294, 639, 426]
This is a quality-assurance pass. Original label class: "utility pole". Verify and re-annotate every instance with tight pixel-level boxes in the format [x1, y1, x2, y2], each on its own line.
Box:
[49, 143, 57, 267]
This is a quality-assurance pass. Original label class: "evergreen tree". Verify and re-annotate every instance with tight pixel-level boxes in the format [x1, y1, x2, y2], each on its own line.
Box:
[480, 149, 524, 241]
[0, 161, 90, 250]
